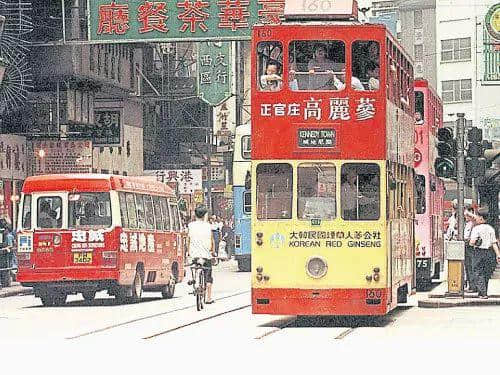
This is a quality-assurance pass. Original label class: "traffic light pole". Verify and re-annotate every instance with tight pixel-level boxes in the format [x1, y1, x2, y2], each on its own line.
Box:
[456, 113, 466, 241]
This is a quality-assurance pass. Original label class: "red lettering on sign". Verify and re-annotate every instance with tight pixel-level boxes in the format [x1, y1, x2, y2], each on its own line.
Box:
[257, 0, 284, 25]
[97, 1, 130, 35]
[217, 0, 250, 31]
[138, 1, 169, 33]
[177, 0, 210, 33]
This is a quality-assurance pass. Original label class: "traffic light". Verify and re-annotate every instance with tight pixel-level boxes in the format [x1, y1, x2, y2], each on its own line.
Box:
[465, 127, 486, 178]
[435, 127, 456, 178]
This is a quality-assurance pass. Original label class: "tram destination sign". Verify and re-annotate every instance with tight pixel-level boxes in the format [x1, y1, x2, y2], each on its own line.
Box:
[298, 128, 336, 148]
[88, 0, 285, 43]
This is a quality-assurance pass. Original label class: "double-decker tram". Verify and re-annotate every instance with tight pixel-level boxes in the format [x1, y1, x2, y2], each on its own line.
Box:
[233, 124, 252, 272]
[251, 1, 416, 315]
[414, 79, 445, 289]
[16, 174, 185, 306]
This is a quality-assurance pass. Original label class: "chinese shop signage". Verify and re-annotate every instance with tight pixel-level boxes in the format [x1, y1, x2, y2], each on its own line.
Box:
[198, 41, 231, 106]
[89, 0, 285, 42]
[485, 3, 500, 41]
[145, 169, 203, 194]
[298, 128, 336, 148]
[32, 140, 93, 175]
[69, 109, 121, 146]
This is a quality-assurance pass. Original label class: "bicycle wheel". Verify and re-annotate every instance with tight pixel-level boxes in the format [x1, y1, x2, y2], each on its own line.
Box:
[198, 269, 206, 309]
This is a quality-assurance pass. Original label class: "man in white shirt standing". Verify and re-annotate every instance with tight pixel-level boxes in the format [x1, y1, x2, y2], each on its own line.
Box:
[187, 205, 215, 304]
[464, 209, 476, 292]
[469, 208, 500, 299]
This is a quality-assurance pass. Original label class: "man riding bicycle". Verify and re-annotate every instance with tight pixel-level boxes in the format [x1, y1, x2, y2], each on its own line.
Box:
[186, 205, 215, 304]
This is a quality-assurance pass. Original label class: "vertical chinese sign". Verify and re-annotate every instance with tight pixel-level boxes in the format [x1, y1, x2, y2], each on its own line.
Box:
[198, 41, 231, 106]
[88, 0, 285, 42]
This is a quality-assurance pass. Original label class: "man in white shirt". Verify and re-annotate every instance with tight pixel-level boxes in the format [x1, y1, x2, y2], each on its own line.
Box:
[469, 209, 500, 298]
[464, 210, 476, 292]
[187, 205, 215, 304]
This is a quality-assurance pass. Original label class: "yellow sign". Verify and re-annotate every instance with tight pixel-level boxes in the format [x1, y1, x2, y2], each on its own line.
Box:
[73, 252, 92, 264]
[193, 189, 204, 204]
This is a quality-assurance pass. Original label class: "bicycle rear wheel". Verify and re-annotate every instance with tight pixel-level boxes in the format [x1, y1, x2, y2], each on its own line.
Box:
[198, 269, 205, 310]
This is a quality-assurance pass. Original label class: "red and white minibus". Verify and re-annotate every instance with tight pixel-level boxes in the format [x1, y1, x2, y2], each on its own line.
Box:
[17, 174, 185, 306]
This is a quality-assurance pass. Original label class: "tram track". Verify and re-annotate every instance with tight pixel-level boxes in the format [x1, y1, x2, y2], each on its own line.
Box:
[67, 290, 250, 340]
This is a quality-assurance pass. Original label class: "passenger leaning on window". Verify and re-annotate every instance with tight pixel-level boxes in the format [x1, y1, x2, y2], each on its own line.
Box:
[260, 62, 282, 92]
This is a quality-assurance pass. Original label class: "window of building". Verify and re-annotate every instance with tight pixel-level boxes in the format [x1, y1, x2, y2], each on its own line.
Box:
[257, 41, 283, 92]
[341, 164, 380, 221]
[441, 79, 472, 103]
[297, 163, 336, 220]
[414, 44, 423, 62]
[256, 163, 292, 220]
[242, 135, 251, 159]
[37, 197, 62, 229]
[351, 41, 380, 91]
[414, 10, 423, 29]
[441, 38, 471, 62]
[289, 40, 346, 91]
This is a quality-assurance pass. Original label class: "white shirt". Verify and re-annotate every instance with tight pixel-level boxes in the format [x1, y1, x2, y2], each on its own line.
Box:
[445, 214, 456, 240]
[470, 223, 497, 249]
[188, 220, 212, 259]
[464, 221, 474, 241]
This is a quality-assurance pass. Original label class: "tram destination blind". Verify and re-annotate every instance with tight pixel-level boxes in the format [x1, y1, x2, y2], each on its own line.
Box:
[298, 129, 336, 148]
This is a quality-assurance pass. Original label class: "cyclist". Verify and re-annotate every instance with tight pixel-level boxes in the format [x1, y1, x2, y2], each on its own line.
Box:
[186, 205, 216, 304]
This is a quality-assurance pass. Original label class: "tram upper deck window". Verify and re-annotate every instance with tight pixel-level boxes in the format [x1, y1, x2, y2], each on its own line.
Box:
[257, 41, 283, 92]
[242, 135, 251, 159]
[351, 41, 380, 91]
[341, 164, 380, 221]
[289, 40, 345, 91]
[415, 91, 424, 125]
[256, 163, 292, 220]
[298, 163, 336, 220]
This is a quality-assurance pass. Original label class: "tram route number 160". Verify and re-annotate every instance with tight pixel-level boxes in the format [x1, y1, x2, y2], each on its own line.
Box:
[302, 0, 335, 12]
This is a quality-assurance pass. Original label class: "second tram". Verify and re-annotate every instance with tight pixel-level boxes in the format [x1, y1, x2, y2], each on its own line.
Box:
[414, 79, 445, 289]
[251, 4, 416, 316]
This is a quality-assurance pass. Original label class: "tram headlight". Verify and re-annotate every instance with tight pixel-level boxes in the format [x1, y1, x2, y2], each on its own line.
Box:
[306, 257, 328, 279]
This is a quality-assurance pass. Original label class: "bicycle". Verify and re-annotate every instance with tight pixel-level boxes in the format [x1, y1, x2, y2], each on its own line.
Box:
[187, 257, 218, 311]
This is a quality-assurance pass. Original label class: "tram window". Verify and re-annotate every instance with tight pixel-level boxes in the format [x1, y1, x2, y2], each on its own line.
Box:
[22, 194, 32, 229]
[125, 193, 138, 229]
[242, 135, 251, 159]
[352, 41, 380, 91]
[118, 192, 129, 228]
[256, 163, 292, 220]
[257, 41, 283, 92]
[298, 163, 336, 220]
[415, 91, 424, 125]
[243, 191, 251, 214]
[415, 175, 426, 214]
[135, 194, 146, 229]
[37, 197, 62, 229]
[341, 164, 380, 221]
[143, 195, 155, 230]
[289, 40, 345, 91]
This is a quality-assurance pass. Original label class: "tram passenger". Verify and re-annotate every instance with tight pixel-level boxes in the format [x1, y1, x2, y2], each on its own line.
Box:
[307, 44, 345, 90]
[341, 169, 360, 220]
[469, 208, 500, 299]
[415, 111, 424, 125]
[366, 61, 380, 90]
[260, 62, 283, 92]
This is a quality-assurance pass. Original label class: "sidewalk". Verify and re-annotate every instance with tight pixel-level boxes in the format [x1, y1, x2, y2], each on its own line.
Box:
[419, 278, 500, 308]
[0, 282, 32, 298]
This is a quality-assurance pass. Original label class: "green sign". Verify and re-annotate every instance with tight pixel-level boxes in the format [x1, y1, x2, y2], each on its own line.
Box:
[197, 41, 231, 106]
[88, 0, 284, 43]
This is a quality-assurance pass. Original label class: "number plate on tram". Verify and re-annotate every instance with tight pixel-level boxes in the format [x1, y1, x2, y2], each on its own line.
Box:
[73, 252, 92, 264]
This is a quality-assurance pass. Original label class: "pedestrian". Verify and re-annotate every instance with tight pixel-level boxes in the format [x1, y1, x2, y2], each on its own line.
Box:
[209, 215, 220, 257]
[464, 209, 477, 292]
[221, 219, 234, 259]
[186, 205, 215, 304]
[469, 208, 500, 299]
[445, 201, 457, 241]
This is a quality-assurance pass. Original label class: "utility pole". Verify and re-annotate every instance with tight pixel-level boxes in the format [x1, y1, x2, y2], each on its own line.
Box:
[456, 113, 466, 241]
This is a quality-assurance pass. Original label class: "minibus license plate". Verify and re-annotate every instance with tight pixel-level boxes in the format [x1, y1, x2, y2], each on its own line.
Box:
[73, 252, 92, 264]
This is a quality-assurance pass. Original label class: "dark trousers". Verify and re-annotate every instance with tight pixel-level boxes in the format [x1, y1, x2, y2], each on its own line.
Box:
[212, 230, 220, 256]
[472, 248, 497, 296]
[464, 245, 475, 290]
